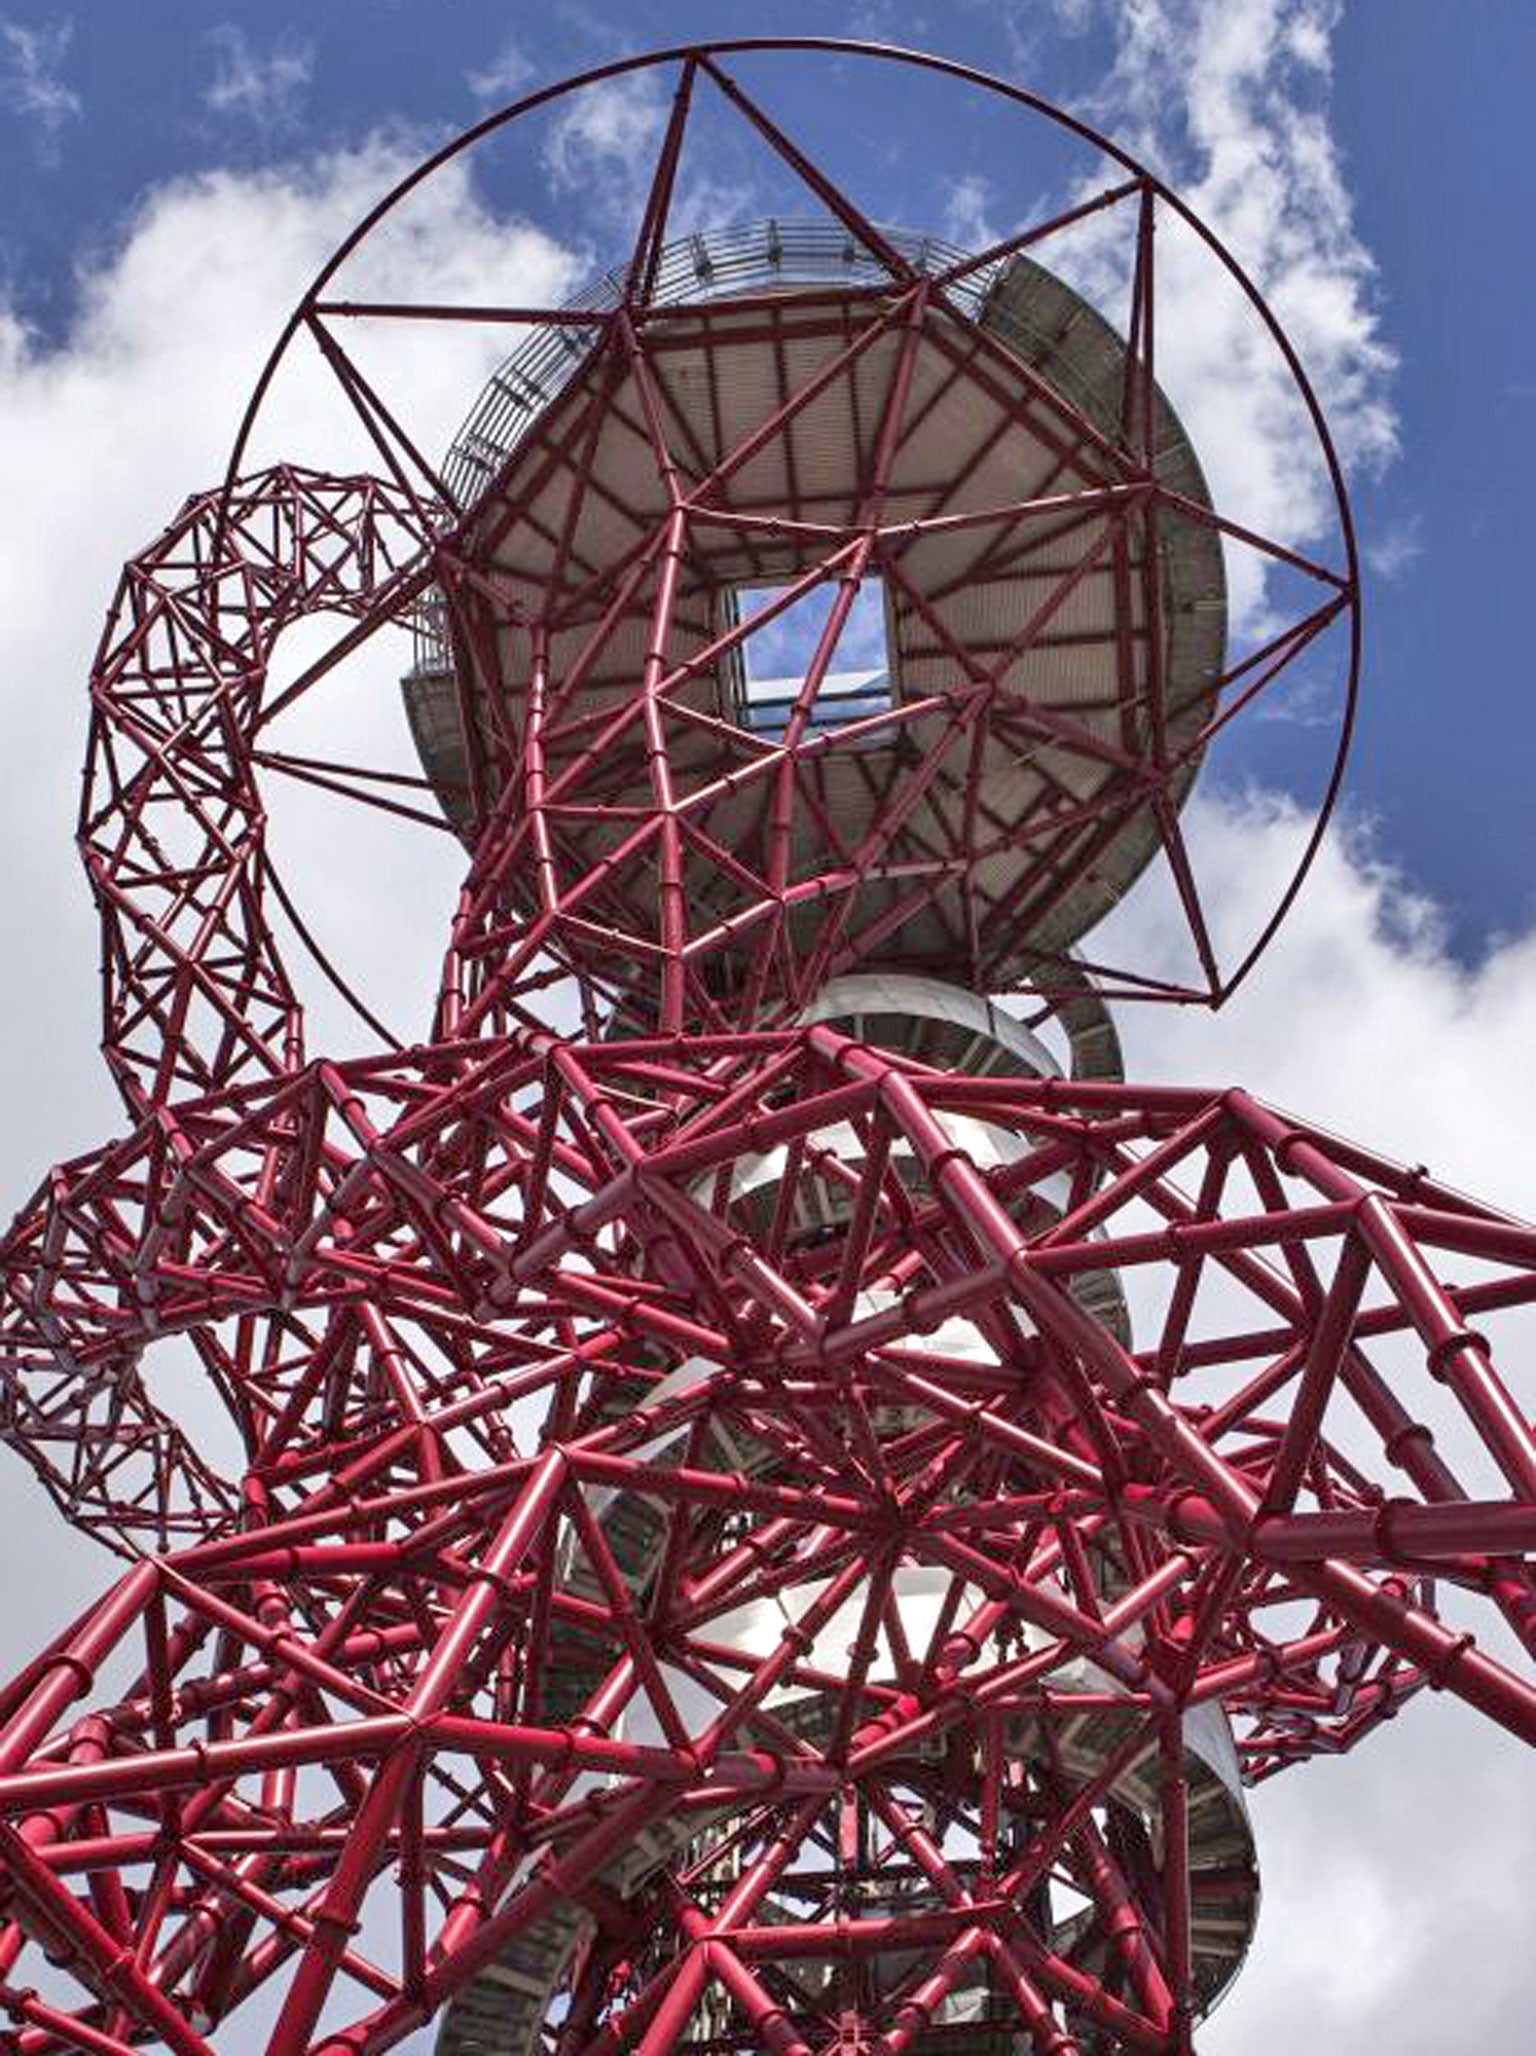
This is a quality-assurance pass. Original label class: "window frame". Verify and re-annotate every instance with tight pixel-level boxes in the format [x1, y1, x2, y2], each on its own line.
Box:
[716, 573, 901, 744]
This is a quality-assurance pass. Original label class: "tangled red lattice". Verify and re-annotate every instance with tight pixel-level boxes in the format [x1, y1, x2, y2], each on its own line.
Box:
[0, 41, 1529, 2056]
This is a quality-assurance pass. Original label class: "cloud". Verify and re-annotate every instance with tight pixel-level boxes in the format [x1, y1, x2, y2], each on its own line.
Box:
[0, 11, 80, 162]
[940, 170, 998, 251]
[848, 1, 933, 43]
[1206, 1698, 1534, 2055]
[1249, 665, 1338, 727]
[1104, 0, 1396, 466]
[1035, 24, 1524, 2034]
[542, 68, 668, 229]
[538, 68, 767, 249]
[466, 34, 535, 103]
[1019, 0, 1395, 635]
[1111, 787, 1536, 2051]
[1121, 788, 1536, 1211]
[202, 21, 313, 133]
[1365, 510, 1424, 580]
[0, 131, 578, 1179]
[0, 119, 583, 1826]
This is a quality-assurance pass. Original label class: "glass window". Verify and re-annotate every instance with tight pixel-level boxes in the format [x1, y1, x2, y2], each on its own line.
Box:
[726, 576, 893, 740]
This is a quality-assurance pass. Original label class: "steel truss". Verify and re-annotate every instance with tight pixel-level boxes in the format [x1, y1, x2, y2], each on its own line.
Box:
[0, 39, 1528, 2056]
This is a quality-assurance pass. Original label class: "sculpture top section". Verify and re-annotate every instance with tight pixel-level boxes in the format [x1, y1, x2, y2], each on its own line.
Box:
[70, 40, 1358, 1107]
[405, 216, 1227, 1028]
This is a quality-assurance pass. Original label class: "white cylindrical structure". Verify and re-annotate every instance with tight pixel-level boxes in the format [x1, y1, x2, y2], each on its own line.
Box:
[439, 982, 1258, 2056]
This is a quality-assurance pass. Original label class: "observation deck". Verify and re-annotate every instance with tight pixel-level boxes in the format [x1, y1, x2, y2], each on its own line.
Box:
[404, 217, 1226, 1016]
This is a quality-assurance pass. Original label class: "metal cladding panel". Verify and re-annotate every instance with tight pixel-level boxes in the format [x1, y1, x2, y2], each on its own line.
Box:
[780, 331, 885, 507]
[934, 556, 1125, 652]
[644, 335, 725, 465]
[801, 971, 1065, 1077]
[989, 635, 1146, 705]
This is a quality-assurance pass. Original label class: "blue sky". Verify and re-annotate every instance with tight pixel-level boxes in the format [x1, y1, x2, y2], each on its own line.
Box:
[0, 9, 1532, 2056]
[0, 0, 1532, 958]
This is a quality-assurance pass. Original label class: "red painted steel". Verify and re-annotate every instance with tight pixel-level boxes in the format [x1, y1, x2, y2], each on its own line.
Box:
[0, 40, 1527, 2056]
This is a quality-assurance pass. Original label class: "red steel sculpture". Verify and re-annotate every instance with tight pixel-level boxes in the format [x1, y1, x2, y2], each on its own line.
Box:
[0, 40, 1531, 2056]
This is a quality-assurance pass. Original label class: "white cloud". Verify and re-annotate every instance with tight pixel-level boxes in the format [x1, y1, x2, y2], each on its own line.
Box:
[0, 119, 582, 1831]
[538, 68, 767, 249]
[1105, 0, 1396, 467]
[1110, 788, 1536, 2051]
[1284, 7, 1333, 71]
[203, 21, 313, 133]
[848, 1, 933, 41]
[1366, 509, 1424, 580]
[1064, 28, 1524, 2028]
[1026, 0, 1395, 635]
[0, 11, 80, 160]
[1207, 1698, 1534, 2055]
[940, 170, 998, 251]
[1121, 788, 1536, 1214]
[466, 33, 534, 103]
[0, 132, 578, 1180]
[542, 69, 668, 228]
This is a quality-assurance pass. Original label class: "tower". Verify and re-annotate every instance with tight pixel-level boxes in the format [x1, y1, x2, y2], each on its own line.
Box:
[0, 41, 1530, 2056]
